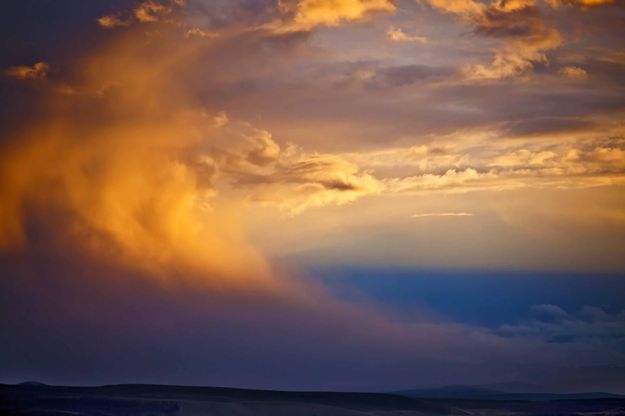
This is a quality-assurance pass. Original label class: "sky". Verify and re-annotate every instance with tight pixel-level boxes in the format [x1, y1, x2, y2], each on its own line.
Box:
[1, 0, 625, 393]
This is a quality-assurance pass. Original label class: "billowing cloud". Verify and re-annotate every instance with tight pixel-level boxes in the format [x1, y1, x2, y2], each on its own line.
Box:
[0, 35, 268, 287]
[4, 62, 50, 81]
[0, 25, 381, 287]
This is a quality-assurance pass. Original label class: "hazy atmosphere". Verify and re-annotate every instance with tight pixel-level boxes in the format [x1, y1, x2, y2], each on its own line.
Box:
[2, 0, 625, 395]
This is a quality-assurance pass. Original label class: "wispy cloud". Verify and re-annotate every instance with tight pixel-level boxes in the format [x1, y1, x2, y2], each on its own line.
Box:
[97, 14, 130, 29]
[387, 26, 427, 44]
[412, 212, 474, 218]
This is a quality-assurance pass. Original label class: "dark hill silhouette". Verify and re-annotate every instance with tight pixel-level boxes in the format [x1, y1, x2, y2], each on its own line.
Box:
[2, 382, 625, 415]
[395, 384, 625, 401]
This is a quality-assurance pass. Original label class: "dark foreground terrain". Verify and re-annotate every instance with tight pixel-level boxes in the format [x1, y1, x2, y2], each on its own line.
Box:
[2, 383, 625, 416]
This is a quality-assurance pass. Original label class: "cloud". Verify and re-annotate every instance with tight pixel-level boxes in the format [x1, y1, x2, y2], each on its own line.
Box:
[597, 49, 625, 66]
[421, 0, 618, 81]
[199, 121, 383, 214]
[0, 34, 273, 287]
[271, 0, 396, 32]
[412, 212, 474, 217]
[185, 28, 219, 39]
[212, 110, 229, 127]
[559, 65, 589, 80]
[387, 26, 427, 43]
[4, 62, 50, 81]
[461, 29, 563, 81]
[0, 27, 383, 285]
[547, 0, 614, 6]
[468, 3, 562, 80]
[499, 305, 625, 344]
[134, 0, 175, 22]
[423, 0, 617, 82]
[97, 15, 130, 29]
[97, 0, 185, 29]
[387, 168, 500, 192]
[348, 131, 625, 193]
[427, 0, 487, 17]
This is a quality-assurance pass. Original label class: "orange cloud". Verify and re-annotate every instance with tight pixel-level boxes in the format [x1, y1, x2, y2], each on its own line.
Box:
[134, 0, 174, 22]
[97, 14, 130, 29]
[0, 33, 276, 288]
[272, 0, 395, 32]
[346, 126, 625, 194]
[547, 0, 613, 6]
[97, 0, 185, 29]
[424, 0, 617, 82]
[185, 28, 219, 39]
[0, 25, 382, 287]
[559, 65, 588, 80]
[4, 62, 50, 81]
[462, 28, 563, 81]
[424, 0, 565, 81]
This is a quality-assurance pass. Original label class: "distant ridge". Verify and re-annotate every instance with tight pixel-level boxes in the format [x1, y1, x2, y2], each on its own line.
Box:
[17, 381, 48, 387]
[3, 382, 625, 416]
[395, 384, 625, 401]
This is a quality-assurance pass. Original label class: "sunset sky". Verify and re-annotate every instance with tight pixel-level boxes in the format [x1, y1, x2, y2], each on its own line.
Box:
[1, 0, 625, 392]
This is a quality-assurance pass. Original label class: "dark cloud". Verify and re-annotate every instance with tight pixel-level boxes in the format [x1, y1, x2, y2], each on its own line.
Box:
[474, 5, 544, 38]
[499, 304, 625, 344]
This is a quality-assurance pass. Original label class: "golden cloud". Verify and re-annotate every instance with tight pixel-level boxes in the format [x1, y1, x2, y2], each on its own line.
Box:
[0, 25, 383, 287]
[559, 65, 589, 80]
[386, 26, 427, 43]
[348, 128, 625, 193]
[424, 0, 616, 82]
[0, 32, 272, 288]
[272, 0, 396, 32]
[423, 0, 565, 81]
[97, 14, 130, 29]
[97, 0, 184, 29]
[547, 0, 613, 6]
[4, 62, 50, 81]
[134, 0, 173, 22]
